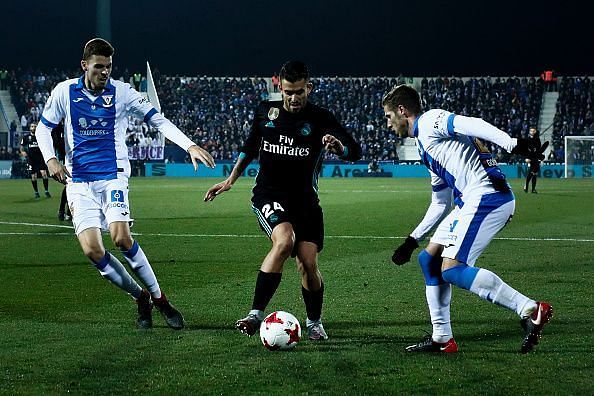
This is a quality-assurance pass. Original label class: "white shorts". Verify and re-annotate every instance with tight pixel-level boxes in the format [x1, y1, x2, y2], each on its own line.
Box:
[430, 191, 515, 266]
[67, 175, 133, 235]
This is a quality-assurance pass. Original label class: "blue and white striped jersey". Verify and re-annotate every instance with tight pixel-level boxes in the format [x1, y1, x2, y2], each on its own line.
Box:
[38, 76, 194, 182]
[413, 109, 517, 205]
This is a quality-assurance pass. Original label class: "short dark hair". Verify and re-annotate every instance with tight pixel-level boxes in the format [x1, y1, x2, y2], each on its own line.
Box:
[279, 61, 309, 83]
[382, 84, 422, 115]
[83, 38, 114, 61]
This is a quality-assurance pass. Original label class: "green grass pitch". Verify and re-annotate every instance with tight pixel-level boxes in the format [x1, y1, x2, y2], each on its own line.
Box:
[1, 177, 593, 394]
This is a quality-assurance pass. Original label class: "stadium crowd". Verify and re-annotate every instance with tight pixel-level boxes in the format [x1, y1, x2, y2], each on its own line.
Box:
[420, 76, 544, 163]
[551, 76, 593, 163]
[3, 67, 593, 171]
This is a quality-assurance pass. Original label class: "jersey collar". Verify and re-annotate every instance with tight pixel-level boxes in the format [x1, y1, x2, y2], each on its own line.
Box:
[75, 75, 115, 93]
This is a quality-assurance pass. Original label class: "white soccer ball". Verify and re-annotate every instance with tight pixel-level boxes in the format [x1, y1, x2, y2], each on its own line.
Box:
[259, 311, 301, 351]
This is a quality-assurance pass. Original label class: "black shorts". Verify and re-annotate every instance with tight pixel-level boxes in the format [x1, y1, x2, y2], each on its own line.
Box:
[529, 161, 541, 174]
[251, 194, 324, 254]
[27, 156, 47, 174]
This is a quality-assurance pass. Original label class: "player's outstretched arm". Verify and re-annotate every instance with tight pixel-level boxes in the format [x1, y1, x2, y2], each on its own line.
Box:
[322, 134, 344, 156]
[46, 157, 71, 185]
[392, 236, 419, 265]
[204, 179, 233, 202]
[322, 133, 362, 162]
[187, 144, 215, 170]
[204, 154, 252, 202]
[393, 182, 452, 265]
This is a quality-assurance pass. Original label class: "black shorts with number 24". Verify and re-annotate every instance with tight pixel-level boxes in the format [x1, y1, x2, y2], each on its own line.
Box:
[251, 194, 324, 254]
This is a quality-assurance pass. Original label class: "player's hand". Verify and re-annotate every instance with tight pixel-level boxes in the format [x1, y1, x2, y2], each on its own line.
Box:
[322, 134, 345, 156]
[204, 179, 232, 202]
[188, 145, 216, 170]
[512, 138, 544, 161]
[47, 158, 70, 185]
[392, 236, 419, 265]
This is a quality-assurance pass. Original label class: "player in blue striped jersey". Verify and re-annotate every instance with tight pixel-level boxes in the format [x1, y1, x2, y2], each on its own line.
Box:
[383, 84, 552, 354]
[35, 38, 215, 329]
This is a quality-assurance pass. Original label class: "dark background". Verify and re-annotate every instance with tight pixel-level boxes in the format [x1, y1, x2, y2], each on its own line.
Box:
[1, 0, 590, 77]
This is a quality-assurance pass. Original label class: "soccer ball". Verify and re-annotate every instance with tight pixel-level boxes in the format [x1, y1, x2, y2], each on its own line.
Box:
[259, 311, 301, 351]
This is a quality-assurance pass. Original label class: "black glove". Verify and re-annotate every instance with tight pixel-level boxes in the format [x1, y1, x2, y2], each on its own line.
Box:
[392, 236, 419, 265]
[513, 138, 545, 161]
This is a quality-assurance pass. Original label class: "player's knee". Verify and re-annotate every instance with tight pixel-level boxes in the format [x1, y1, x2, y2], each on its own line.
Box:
[442, 264, 479, 290]
[82, 246, 105, 263]
[273, 238, 294, 259]
[296, 258, 317, 276]
[418, 250, 444, 285]
[112, 234, 133, 250]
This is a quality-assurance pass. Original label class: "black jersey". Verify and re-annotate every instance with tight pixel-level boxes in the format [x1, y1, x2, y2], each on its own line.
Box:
[20, 133, 44, 162]
[241, 101, 362, 199]
[528, 134, 542, 171]
[51, 123, 66, 162]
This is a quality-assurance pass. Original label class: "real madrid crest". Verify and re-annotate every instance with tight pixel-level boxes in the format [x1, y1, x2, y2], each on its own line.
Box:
[300, 123, 312, 136]
[268, 107, 280, 121]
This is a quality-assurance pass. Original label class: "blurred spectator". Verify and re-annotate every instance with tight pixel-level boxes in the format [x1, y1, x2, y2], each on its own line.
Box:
[541, 69, 557, 92]
[21, 114, 28, 131]
[271, 74, 280, 93]
[553, 76, 593, 148]
[367, 159, 381, 173]
[0, 68, 8, 89]
[133, 72, 142, 90]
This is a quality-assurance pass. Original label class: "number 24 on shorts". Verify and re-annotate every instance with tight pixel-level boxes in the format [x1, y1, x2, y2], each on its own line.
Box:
[261, 202, 285, 219]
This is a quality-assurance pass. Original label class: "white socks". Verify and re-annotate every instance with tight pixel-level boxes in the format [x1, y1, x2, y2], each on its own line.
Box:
[94, 252, 142, 299]
[469, 268, 536, 317]
[426, 284, 453, 343]
[122, 241, 162, 299]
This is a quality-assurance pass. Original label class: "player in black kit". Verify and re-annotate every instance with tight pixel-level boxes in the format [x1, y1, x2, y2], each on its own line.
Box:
[204, 61, 362, 340]
[524, 127, 542, 193]
[20, 123, 51, 198]
[51, 122, 71, 220]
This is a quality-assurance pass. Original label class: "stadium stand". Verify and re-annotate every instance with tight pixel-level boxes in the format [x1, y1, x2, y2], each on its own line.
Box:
[3, 68, 592, 172]
[551, 76, 593, 161]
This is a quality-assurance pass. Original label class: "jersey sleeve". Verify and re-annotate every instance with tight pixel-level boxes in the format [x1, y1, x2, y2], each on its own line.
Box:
[147, 112, 196, 152]
[40, 85, 66, 129]
[125, 84, 158, 123]
[410, 172, 453, 242]
[125, 84, 195, 151]
[449, 113, 516, 153]
[321, 110, 362, 162]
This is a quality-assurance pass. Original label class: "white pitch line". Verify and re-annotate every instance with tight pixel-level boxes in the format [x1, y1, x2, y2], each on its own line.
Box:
[0, 225, 592, 243]
[0, 221, 74, 229]
[0, 232, 74, 236]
